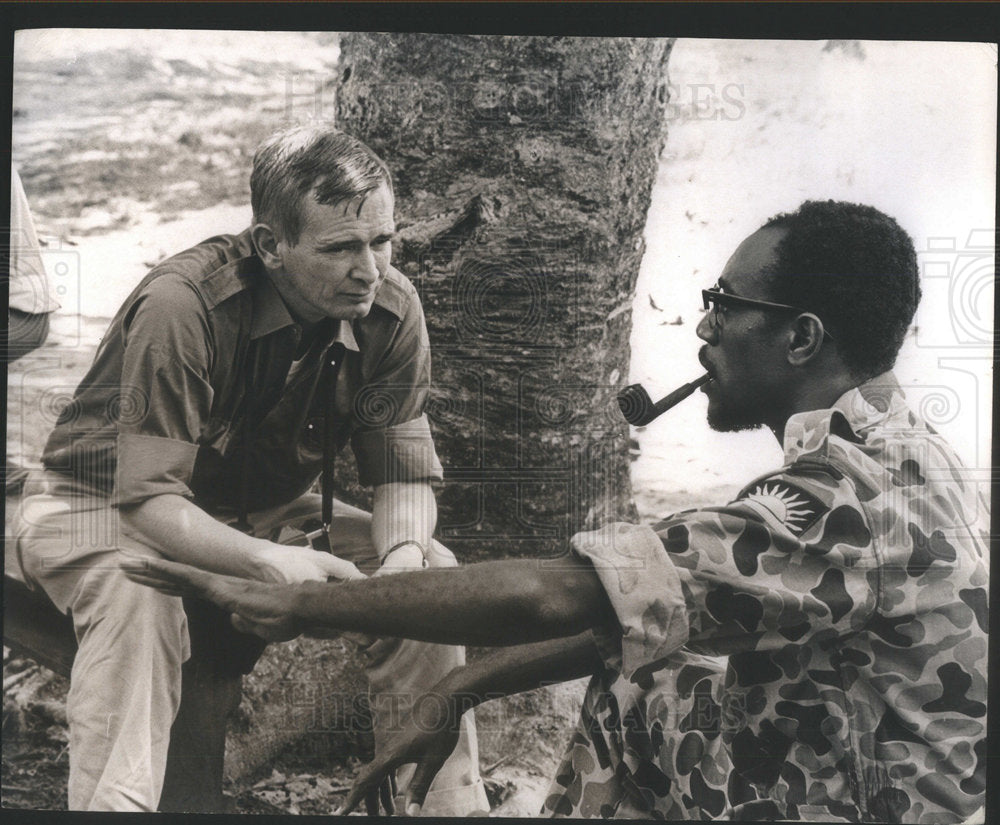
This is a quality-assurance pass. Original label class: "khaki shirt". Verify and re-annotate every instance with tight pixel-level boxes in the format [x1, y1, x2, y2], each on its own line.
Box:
[41, 230, 442, 513]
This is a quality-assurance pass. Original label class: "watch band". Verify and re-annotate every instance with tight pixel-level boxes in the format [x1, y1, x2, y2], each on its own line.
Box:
[384, 540, 429, 568]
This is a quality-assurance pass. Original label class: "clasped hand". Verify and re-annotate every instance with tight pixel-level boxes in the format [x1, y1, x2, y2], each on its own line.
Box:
[119, 540, 363, 642]
[254, 542, 364, 585]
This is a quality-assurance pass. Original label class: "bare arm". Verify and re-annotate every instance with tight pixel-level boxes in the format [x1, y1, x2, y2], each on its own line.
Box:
[442, 631, 602, 700]
[121, 494, 363, 584]
[371, 481, 437, 571]
[339, 633, 603, 815]
[121, 552, 617, 644]
[293, 555, 615, 644]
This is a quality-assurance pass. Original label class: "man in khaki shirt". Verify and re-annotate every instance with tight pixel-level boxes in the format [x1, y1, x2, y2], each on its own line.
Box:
[12, 125, 487, 814]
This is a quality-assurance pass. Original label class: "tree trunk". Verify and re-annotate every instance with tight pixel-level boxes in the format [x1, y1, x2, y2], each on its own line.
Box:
[336, 34, 674, 559]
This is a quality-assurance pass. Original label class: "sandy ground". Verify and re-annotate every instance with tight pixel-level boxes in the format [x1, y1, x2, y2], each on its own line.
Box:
[5, 31, 996, 814]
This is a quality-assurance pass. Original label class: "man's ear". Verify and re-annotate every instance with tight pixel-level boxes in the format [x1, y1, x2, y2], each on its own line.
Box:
[251, 223, 284, 272]
[786, 313, 827, 366]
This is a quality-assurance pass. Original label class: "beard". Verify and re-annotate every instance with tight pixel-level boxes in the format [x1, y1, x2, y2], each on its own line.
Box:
[705, 385, 768, 433]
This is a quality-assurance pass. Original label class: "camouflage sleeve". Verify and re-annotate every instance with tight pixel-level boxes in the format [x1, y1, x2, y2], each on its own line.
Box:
[655, 463, 878, 657]
[571, 464, 878, 672]
[569, 522, 691, 680]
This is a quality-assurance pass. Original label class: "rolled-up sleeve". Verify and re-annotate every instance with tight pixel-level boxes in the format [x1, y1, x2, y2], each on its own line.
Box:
[352, 413, 443, 487]
[113, 275, 214, 507]
[351, 286, 443, 486]
[570, 522, 690, 679]
[572, 468, 877, 680]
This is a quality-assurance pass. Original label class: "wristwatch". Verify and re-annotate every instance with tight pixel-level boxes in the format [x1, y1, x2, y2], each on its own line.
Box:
[384, 540, 429, 568]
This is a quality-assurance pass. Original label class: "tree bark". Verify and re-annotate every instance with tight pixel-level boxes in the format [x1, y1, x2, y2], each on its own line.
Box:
[337, 34, 674, 559]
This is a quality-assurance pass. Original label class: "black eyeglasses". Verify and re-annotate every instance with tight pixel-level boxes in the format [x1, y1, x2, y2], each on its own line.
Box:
[701, 283, 834, 340]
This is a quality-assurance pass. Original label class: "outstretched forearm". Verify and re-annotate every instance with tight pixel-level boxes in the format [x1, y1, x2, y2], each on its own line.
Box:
[337, 632, 605, 815]
[441, 633, 604, 707]
[121, 551, 618, 646]
[295, 555, 617, 646]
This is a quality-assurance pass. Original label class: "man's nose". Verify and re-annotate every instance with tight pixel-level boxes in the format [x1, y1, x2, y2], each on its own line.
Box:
[352, 247, 380, 283]
[696, 310, 718, 344]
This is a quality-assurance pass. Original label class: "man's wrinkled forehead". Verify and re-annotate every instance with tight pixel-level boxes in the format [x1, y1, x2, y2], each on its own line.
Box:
[299, 185, 395, 236]
[310, 180, 393, 219]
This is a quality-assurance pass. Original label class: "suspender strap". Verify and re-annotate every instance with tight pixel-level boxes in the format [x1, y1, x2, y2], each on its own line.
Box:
[321, 341, 347, 534]
[235, 331, 345, 537]
[234, 345, 258, 534]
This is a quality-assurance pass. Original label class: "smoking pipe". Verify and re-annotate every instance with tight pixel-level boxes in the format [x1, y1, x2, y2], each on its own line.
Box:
[616, 373, 711, 425]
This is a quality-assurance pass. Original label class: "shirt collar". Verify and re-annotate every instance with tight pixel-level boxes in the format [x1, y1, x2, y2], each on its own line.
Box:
[333, 318, 360, 352]
[830, 371, 908, 430]
[245, 259, 359, 353]
[250, 273, 296, 339]
[188, 230, 369, 352]
[369, 265, 410, 321]
[782, 371, 908, 462]
[250, 277, 360, 353]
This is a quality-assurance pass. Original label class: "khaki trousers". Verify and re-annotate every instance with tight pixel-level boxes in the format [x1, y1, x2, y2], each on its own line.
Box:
[10, 474, 487, 814]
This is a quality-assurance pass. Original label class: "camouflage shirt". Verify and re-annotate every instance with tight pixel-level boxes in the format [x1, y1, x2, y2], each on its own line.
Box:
[545, 373, 988, 822]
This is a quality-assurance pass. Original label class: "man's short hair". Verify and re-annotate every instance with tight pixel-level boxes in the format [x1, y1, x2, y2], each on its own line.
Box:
[762, 200, 920, 379]
[250, 124, 393, 245]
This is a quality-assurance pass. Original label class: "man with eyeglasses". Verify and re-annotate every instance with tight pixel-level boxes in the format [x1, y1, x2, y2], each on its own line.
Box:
[123, 201, 988, 822]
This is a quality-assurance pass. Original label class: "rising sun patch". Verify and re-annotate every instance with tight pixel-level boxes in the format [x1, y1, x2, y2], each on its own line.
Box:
[738, 480, 828, 536]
